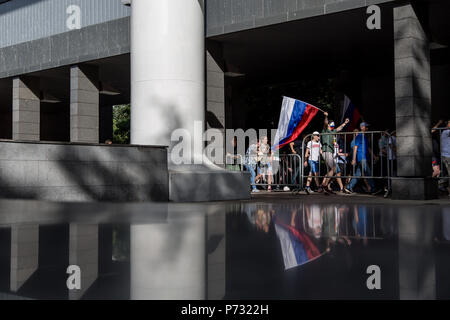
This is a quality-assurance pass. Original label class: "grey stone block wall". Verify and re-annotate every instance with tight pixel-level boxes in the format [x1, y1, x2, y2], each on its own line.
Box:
[206, 0, 395, 37]
[70, 65, 99, 144]
[12, 77, 40, 141]
[206, 51, 226, 166]
[394, 4, 432, 178]
[0, 141, 169, 202]
[207, 51, 225, 129]
[0, 17, 131, 80]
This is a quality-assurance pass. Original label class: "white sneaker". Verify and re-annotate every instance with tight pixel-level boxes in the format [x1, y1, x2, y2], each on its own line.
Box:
[252, 189, 260, 193]
[283, 186, 290, 192]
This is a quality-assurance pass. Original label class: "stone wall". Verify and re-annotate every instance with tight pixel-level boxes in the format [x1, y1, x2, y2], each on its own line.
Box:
[0, 141, 168, 202]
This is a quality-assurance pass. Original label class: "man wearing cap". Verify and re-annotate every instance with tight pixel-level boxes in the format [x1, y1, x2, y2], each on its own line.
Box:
[319, 112, 350, 194]
[304, 131, 323, 194]
[345, 122, 379, 194]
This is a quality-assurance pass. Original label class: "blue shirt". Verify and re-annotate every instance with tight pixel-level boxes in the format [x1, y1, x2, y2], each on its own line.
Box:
[354, 134, 369, 162]
[442, 129, 450, 158]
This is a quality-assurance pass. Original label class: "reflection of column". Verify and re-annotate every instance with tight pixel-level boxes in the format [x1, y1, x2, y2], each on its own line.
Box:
[131, 211, 205, 300]
[10, 224, 39, 292]
[398, 208, 436, 299]
[207, 210, 226, 300]
[69, 224, 98, 300]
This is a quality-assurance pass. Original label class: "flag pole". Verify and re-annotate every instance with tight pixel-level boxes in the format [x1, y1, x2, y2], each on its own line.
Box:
[282, 96, 327, 114]
[310, 104, 327, 114]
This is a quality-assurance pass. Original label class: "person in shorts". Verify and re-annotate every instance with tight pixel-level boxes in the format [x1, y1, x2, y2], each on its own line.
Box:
[304, 131, 322, 194]
[334, 137, 350, 194]
[319, 112, 350, 194]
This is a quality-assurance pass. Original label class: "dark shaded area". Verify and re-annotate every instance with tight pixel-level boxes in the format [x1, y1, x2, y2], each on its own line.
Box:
[0, 227, 11, 292]
[0, 78, 12, 140]
[209, 5, 397, 133]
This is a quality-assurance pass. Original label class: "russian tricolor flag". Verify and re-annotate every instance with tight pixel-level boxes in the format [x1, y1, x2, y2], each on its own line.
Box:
[342, 95, 361, 131]
[272, 97, 319, 150]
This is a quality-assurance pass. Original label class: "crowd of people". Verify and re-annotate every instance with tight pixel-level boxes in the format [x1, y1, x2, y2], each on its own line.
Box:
[228, 113, 450, 198]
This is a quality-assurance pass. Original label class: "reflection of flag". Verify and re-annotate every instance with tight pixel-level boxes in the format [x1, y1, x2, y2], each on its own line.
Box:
[275, 218, 321, 270]
[272, 96, 319, 150]
[342, 95, 361, 131]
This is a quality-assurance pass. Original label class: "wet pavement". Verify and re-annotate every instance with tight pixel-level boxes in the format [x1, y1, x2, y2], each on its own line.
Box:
[0, 198, 449, 300]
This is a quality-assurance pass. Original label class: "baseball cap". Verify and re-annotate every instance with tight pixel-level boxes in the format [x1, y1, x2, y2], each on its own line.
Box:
[313, 131, 320, 136]
[360, 122, 369, 128]
[329, 121, 335, 127]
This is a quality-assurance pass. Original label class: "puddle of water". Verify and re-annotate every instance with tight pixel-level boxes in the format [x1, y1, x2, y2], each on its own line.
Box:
[0, 200, 449, 300]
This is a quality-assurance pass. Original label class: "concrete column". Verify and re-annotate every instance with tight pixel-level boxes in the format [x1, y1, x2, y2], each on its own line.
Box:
[130, 0, 204, 159]
[10, 224, 39, 292]
[68, 224, 98, 300]
[70, 65, 99, 144]
[12, 77, 40, 141]
[392, 3, 437, 199]
[206, 52, 225, 130]
[206, 52, 226, 166]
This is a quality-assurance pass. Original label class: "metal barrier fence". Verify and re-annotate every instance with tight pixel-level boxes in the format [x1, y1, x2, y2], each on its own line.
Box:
[432, 126, 450, 184]
[300, 131, 395, 191]
[226, 127, 450, 193]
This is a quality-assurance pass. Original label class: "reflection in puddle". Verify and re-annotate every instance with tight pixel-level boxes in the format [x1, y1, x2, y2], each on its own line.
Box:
[0, 200, 449, 300]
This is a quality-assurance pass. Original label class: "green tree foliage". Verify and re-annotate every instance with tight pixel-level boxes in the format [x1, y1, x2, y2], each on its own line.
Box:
[113, 104, 131, 144]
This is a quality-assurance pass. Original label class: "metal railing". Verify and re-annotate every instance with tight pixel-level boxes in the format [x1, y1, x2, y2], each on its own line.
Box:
[300, 131, 395, 191]
[432, 127, 450, 184]
[228, 127, 450, 193]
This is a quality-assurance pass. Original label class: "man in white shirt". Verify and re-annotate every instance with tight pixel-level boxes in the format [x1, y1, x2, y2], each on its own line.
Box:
[304, 132, 322, 194]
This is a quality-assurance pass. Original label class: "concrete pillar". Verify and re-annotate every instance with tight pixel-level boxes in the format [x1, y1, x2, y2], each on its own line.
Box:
[130, 0, 204, 159]
[12, 77, 40, 141]
[129, 0, 250, 202]
[70, 65, 99, 144]
[10, 224, 39, 292]
[206, 52, 225, 130]
[68, 224, 98, 300]
[206, 52, 226, 166]
[392, 3, 437, 200]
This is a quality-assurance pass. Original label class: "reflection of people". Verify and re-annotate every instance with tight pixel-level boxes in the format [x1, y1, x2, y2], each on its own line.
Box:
[443, 207, 450, 241]
[352, 205, 368, 238]
[254, 208, 272, 233]
[305, 204, 323, 239]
